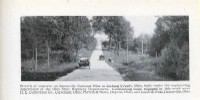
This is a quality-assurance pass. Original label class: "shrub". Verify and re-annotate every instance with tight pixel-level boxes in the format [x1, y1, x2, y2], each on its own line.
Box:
[176, 43, 189, 80]
[157, 41, 189, 80]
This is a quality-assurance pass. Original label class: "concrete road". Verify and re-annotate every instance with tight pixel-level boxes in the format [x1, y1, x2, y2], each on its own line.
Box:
[56, 37, 123, 81]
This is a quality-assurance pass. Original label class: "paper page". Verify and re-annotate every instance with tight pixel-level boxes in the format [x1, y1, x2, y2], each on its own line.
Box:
[1, 0, 200, 100]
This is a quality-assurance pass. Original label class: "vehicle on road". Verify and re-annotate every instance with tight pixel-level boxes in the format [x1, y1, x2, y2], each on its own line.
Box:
[78, 57, 90, 69]
[99, 55, 105, 60]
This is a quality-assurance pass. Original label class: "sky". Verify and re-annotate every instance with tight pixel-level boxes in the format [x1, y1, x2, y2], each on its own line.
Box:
[125, 16, 158, 38]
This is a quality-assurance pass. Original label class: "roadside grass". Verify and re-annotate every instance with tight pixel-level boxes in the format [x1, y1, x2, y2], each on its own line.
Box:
[21, 63, 77, 81]
[21, 48, 93, 81]
[102, 49, 169, 81]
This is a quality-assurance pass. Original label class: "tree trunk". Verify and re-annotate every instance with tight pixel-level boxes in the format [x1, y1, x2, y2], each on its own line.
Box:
[118, 42, 120, 56]
[74, 49, 79, 62]
[114, 41, 119, 56]
[109, 33, 112, 50]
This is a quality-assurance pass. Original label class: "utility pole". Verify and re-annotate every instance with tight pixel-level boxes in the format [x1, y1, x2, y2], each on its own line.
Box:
[118, 42, 120, 50]
[90, 20, 93, 36]
[47, 47, 50, 68]
[142, 37, 144, 55]
[35, 48, 37, 69]
[126, 33, 129, 63]
[156, 52, 157, 58]
[46, 40, 50, 68]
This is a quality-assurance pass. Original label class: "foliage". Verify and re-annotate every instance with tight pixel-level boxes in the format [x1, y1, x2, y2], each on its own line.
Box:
[149, 16, 189, 56]
[129, 34, 151, 53]
[92, 16, 105, 32]
[92, 16, 133, 50]
[149, 16, 189, 80]
[21, 16, 95, 67]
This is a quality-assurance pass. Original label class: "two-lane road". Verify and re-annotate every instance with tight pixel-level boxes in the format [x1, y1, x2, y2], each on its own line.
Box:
[56, 40, 123, 81]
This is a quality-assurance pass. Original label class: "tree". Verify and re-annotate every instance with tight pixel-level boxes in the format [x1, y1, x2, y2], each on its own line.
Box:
[92, 16, 133, 50]
[149, 16, 189, 57]
[130, 34, 151, 54]
[21, 16, 94, 68]
[149, 16, 189, 80]
[92, 16, 105, 32]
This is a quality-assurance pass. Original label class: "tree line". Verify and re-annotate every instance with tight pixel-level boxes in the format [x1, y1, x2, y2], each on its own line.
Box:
[149, 16, 189, 80]
[92, 16, 133, 51]
[21, 16, 96, 68]
[93, 16, 189, 80]
[128, 16, 189, 80]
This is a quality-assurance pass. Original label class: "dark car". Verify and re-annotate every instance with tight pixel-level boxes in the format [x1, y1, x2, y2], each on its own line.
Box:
[99, 55, 105, 60]
[78, 57, 90, 69]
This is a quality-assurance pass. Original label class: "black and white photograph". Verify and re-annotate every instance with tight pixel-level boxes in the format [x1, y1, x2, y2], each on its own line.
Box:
[3, 0, 200, 99]
[21, 16, 189, 81]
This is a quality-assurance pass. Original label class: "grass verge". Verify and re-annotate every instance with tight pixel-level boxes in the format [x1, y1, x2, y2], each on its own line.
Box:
[21, 63, 77, 81]
[21, 48, 93, 81]
[102, 49, 169, 81]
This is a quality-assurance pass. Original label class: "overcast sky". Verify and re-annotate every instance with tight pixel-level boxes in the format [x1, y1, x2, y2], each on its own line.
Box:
[125, 16, 158, 38]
